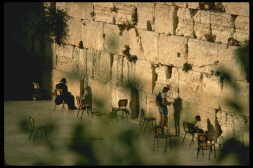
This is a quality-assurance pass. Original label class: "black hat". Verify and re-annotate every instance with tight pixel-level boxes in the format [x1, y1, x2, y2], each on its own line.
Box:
[60, 78, 66, 84]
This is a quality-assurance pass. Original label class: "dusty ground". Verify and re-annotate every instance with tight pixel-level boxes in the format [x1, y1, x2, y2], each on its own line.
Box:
[4, 100, 240, 166]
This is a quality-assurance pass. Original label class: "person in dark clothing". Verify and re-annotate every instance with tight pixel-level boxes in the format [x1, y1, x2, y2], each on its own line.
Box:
[55, 78, 77, 110]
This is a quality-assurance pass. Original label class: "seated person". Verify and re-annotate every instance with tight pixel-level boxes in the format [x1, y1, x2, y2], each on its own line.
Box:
[54, 78, 77, 110]
[188, 115, 204, 134]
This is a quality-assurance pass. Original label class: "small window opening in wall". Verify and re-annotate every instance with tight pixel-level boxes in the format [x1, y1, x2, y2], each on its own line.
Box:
[177, 52, 181, 58]
[166, 65, 173, 79]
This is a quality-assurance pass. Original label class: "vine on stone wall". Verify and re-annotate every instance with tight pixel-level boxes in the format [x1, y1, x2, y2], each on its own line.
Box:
[182, 63, 193, 72]
[122, 45, 138, 63]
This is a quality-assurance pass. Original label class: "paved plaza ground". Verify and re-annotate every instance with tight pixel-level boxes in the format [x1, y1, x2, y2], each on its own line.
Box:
[4, 100, 240, 165]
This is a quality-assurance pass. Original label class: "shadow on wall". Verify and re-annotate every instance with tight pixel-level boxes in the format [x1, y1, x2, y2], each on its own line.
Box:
[4, 2, 58, 100]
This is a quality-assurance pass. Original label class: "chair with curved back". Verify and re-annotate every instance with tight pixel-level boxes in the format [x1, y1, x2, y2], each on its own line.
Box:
[182, 121, 196, 145]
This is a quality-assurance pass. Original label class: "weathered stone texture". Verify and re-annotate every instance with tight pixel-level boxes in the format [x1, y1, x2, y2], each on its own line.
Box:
[94, 3, 114, 24]
[217, 45, 246, 81]
[234, 16, 249, 43]
[83, 21, 104, 50]
[138, 30, 158, 63]
[210, 12, 234, 43]
[173, 2, 187, 8]
[158, 35, 188, 66]
[113, 3, 137, 25]
[136, 3, 155, 30]
[188, 3, 199, 9]
[55, 45, 75, 72]
[103, 23, 122, 54]
[135, 60, 152, 93]
[176, 8, 194, 37]
[67, 17, 82, 45]
[155, 4, 177, 35]
[188, 39, 220, 73]
[79, 2, 93, 21]
[223, 2, 249, 17]
[193, 10, 211, 40]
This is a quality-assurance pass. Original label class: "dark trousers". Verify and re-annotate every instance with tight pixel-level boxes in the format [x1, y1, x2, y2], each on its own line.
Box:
[55, 92, 76, 109]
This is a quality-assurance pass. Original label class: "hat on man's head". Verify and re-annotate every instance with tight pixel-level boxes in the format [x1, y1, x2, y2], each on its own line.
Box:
[60, 78, 67, 84]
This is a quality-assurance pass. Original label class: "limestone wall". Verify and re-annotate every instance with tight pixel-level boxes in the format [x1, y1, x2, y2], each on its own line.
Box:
[51, 2, 249, 137]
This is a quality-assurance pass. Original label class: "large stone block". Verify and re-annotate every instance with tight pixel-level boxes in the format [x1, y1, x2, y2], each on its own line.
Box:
[103, 23, 122, 54]
[111, 54, 123, 86]
[94, 2, 114, 24]
[223, 2, 249, 17]
[219, 81, 249, 117]
[188, 39, 221, 73]
[55, 44, 75, 72]
[210, 12, 234, 43]
[158, 35, 188, 66]
[136, 3, 155, 30]
[135, 60, 153, 93]
[217, 44, 246, 81]
[138, 30, 158, 63]
[188, 2, 199, 9]
[103, 23, 131, 56]
[155, 4, 177, 35]
[234, 16, 249, 43]
[193, 10, 211, 40]
[176, 8, 194, 37]
[83, 22, 104, 50]
[89, 79, 112, 112]
[67, 17, 82, 45]
[114, 3, 137, 24]
[173, 2, 187, 8]
[178, 70, 204, 102]
[78, 2, 93, 21]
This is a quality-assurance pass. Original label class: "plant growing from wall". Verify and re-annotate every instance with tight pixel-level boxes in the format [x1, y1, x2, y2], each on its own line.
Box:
[122, 45, 138, 63]
[182, 63, 192, 72]
[111, 6, 119, 13]
[117, 21, 135, 36]
[78, 41, 84, 49]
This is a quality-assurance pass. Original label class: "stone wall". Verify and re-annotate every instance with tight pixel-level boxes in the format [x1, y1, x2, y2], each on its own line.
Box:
[51, 2, 249, 137]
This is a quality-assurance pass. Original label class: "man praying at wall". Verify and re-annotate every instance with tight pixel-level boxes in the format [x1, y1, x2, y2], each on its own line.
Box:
[156, 85, 174, 134]
[55, 78, 77, 110]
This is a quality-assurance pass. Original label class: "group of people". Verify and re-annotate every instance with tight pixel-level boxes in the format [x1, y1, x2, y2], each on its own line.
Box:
[156, 84, 222, 139]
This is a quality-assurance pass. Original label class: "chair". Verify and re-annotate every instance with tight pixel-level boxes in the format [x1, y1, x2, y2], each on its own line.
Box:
[196, 133, 216, 160]
[53, 88, 67, 111]
[76, 96, 92, 120]
[114, 99, 129, 120]
[182, 121, 196, 145]
[152, 125, 171, 152]
[139, 109, 156, 132]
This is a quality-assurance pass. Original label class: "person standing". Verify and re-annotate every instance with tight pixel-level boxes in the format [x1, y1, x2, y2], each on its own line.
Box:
[156, 85, 173, 134]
